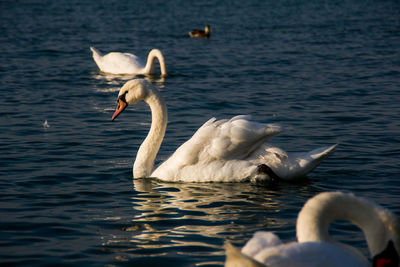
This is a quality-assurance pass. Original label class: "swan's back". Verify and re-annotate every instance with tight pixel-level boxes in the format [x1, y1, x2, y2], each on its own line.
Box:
[252, 242, 366, 267]
[90, 46, 145, 74]
[99, 52, 145, 74]
[227, 231, 366, 267]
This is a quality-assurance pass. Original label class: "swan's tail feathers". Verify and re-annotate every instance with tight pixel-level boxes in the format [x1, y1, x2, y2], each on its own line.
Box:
[90, 46, 103, 61]
[280, 144, 337, 180]
[224, 241, 266, 267]
[307, 143, 337, 163]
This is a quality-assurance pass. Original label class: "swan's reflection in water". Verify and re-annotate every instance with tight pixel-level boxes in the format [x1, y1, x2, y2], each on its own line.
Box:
[100, 179, 313, 265]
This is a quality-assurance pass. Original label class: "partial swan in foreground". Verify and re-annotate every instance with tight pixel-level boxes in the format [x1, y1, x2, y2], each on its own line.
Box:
[111, 79, 336, 182]
[90, 47, 167, 76]
[225, 191, 400, 267]
[189, 25, 210, 38]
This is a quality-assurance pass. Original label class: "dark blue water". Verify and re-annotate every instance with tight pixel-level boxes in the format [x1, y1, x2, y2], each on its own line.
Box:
[1, 0, 400, 266]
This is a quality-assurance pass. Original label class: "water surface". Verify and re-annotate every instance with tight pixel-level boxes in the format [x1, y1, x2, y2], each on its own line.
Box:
[1, 0, 400, 265]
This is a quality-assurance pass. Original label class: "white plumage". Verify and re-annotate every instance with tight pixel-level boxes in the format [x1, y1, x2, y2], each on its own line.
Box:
[112, 79, 336, 182]
[90, 47, 167, 75]
[225, 192, 400, 267]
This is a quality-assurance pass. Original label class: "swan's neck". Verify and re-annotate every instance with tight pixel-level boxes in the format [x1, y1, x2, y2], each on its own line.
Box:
[296, 192, 396, 258]
[133, 89, 167, 178]
[143, 49, 167, 76]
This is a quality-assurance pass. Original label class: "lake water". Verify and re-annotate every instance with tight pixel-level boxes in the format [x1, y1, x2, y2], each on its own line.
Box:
[1, 0, 400, 266]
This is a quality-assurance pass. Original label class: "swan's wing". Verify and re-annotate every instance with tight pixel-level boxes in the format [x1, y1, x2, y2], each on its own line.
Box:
[151, 118, 217, 175]
[203, 115, 281, 161]
[158, 116, 281, 166]
[99, 52, 145, 74]
[151, 117, 281, 181]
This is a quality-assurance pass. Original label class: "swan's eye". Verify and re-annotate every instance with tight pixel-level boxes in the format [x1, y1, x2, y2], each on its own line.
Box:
[118, 92, 127, 104]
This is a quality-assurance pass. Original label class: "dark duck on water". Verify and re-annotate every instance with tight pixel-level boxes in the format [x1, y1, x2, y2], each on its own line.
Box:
[189, 25, 210, 38]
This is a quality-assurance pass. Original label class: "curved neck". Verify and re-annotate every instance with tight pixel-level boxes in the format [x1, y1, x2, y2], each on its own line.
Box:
[133, 88, 167, 178]
[296, 192, 394, 258]
[143, 49, 167, 76]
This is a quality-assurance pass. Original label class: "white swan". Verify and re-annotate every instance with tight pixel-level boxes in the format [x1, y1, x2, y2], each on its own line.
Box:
[90, 47, 167, 76]
[111, 79, 336, 182]
[225, 191, 400, 267]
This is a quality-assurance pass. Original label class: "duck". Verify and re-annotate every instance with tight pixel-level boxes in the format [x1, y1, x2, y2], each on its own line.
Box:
[90, 47, 167, 76]
[111, 79, 336, 182]
[189, 25, 210, 38]
[225, 191, 400, 267]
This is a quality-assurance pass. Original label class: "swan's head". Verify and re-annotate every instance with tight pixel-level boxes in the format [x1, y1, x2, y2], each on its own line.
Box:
[111, 79, 151, 121]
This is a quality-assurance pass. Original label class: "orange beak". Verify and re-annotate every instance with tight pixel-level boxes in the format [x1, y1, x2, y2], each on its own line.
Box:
[111, 98, 127, 121]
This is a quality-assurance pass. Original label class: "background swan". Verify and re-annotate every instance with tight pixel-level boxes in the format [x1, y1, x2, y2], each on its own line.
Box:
[111, 79, 336, 182]
[225, 191, 400, 267]
[90, 47, 167, 76]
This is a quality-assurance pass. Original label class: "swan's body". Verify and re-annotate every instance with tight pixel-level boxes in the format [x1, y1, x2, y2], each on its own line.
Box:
[225, 192, 400, 267]
[112, 79, 336, 182]
[90, 47, 167, 75]
[189, 25, 210, 38]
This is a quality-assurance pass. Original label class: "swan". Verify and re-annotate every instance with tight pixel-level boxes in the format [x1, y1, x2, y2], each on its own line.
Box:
[111, 79, 336, 182]
[90, 47, 167, 76]
[189, 25, 210, 38]
[225, 191, 400, 267]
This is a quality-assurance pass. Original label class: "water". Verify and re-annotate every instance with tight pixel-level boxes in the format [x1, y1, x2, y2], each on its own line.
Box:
[1, 0, 400, 265]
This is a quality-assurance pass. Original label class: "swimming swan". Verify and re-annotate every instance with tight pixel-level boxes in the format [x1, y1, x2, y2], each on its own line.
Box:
[111, 79, 336, 182]
[225, 191, 400, 267]
[90, 47, 167, 76]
